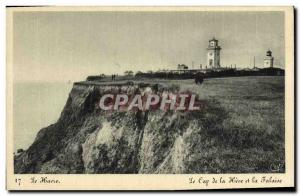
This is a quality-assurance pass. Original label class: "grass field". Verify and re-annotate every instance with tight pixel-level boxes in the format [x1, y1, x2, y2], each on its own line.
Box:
[165, 76, 285, 173]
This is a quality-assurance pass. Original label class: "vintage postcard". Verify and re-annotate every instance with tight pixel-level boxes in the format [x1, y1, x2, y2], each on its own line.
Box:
[6, 6, 294, 190]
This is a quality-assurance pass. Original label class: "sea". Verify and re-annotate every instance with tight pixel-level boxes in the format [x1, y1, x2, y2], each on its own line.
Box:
[13, 82, 73, 151]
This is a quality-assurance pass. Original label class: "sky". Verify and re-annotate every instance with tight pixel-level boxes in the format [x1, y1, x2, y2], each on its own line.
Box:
[13, 11, 285, 82]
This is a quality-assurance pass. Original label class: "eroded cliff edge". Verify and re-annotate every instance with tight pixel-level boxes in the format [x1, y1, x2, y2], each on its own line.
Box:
[14, 79, 285, 174]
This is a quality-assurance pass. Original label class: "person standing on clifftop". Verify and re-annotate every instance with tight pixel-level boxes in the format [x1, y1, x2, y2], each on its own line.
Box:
[111, 74, 117, 81]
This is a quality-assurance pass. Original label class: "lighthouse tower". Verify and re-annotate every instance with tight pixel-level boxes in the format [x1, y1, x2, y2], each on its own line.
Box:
[207, 37, 221, 69]
[264, 50, 274, 68]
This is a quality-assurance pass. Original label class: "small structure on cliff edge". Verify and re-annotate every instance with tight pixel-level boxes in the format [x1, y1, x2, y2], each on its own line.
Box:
[177, 64, 188, 70]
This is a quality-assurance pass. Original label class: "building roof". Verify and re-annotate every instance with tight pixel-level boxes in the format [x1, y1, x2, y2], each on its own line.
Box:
[209, 37, 218, 42]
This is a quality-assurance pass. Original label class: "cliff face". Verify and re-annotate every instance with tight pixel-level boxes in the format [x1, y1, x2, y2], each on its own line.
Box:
[14, 79, 285, 174]
[14, 82, 221, 174]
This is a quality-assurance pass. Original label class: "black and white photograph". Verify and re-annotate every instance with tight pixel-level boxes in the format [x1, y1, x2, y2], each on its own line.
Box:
[6, 6, 294, 190]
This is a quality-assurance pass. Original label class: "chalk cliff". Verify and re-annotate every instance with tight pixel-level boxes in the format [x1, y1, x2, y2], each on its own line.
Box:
[14, 79, 284, 174]
[14, 81, 213, 174]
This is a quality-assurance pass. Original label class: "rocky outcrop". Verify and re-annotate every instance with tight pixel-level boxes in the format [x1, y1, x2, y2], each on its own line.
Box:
[14, 80, 284, 174]
[14, 81, 205, 173]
